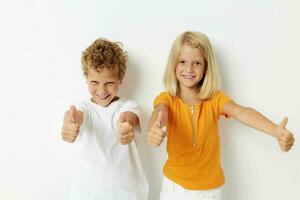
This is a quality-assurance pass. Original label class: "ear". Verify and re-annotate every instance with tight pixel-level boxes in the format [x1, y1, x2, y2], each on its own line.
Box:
[119, 78, 123, 85]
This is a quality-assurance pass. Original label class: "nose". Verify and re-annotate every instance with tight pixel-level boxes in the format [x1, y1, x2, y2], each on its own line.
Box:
[185, 63, 194, 72]
[97, 84, 107, 93]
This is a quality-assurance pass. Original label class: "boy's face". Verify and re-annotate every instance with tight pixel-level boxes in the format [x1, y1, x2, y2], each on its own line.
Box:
[86, 68, 122, 107]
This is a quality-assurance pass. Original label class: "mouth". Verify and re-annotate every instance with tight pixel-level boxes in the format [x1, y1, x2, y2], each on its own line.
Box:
[182, 74, 196, 79]
[96, 93, 110, 100]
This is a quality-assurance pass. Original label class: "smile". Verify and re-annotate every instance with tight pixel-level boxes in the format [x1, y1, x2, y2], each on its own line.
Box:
[96, 94, 110, 100]
[182, 74, 196, 79]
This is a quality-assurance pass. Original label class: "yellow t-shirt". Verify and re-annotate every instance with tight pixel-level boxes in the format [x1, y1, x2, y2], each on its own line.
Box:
[154, 91, 231, 190]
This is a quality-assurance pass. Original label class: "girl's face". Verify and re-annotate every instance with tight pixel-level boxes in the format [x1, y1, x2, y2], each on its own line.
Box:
[86, 68, 122, 107]
[175, 45, 206, 91]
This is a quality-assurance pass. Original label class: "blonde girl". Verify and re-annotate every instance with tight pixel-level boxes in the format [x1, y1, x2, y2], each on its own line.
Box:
[147, 31, 295, 200]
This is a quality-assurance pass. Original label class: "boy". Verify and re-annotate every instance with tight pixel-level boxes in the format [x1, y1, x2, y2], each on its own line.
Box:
[61, 38, 149, 200]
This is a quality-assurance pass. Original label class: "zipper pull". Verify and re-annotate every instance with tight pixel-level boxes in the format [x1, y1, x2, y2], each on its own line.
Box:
[191, 105, 196, 148]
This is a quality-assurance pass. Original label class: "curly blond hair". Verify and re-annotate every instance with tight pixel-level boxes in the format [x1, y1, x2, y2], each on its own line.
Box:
[81, 38, 128, 80]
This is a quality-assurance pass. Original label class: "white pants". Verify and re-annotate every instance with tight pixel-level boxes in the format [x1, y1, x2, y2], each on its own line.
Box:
[160, 176, 222, 200]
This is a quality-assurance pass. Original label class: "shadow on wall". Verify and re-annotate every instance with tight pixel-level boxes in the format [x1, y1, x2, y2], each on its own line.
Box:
[118, 57, 166, 200]
[137, 105, 167, 200]
[119, 58, 140, 99]
[215, 46, 240, 200]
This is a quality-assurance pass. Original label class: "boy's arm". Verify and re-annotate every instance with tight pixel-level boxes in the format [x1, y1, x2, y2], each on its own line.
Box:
[120, 111, 140, 128]
[61, 105, 84, 143]
[223, 101, 295, 152]
[117, 112, 139, 145]
[147, 104, 169, 146]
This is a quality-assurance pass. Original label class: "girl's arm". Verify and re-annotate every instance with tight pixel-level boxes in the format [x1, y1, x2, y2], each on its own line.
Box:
[223, 101, 295, 152]
[147, 104, 169, 146]
[148, 104, 169, 129]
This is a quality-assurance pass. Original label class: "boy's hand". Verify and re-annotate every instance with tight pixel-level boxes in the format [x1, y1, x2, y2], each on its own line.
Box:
[61, 105, 83, 143]
[118, 112, 134, 145]
[275, 117, 295, 152]
[148, 111, 166, 146]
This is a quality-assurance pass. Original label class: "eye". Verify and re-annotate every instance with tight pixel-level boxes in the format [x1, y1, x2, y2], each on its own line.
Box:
[90, 81, 98, 85]
[106, 82, 115, 86]
[178, 60, 186, 64]
[194, 61, 202, 66]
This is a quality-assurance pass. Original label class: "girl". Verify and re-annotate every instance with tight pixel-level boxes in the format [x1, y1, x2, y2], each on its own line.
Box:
[147, 31, 295, 200]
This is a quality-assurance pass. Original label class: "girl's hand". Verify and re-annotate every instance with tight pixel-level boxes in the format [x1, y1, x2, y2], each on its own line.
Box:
[118, 112, 134, 145]
[275, 117, 295, 152]
[147, 111, 166, 146]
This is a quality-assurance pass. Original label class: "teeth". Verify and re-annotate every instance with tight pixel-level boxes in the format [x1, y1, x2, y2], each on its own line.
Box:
[182, 75, 195, 79]
[97, 94, 109, 99]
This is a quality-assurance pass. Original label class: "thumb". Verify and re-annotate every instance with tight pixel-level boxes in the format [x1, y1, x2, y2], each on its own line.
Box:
[278, 117, 288, 129]
[69, 105, 76, 123]
[155, 111, 163, 128]
[119, 112, 126, 123]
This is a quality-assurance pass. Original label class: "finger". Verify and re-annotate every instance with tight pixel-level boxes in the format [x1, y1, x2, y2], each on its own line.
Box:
[279, 132, 293, 142]
[279, 138, 294, 150]
[120, 137, 133, 144]
[155, 111, 163, 127]
[281, 145, 292, 152]
[119, 131, 134, 140]
[278, 117, 288, 129]
[64, 123, 80, 132]
[285, 143, 294, 150]
[279, 137, 295, 146]
[148, 131, 164, 141]
[62, 129, 79, 137]
[119, 112, 126, 123]
[69, 105, 76, 123]
[119, 123, 133, 135]
[152, 126, 165, 137]
[62, 134, 76, 141]
[119, 134, 133, 144]
[62, 133, 77, 142]
[147, 138, 161, 146]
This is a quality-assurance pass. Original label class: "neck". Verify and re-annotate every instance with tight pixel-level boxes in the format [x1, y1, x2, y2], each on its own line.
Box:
[179, 87, 201, 105]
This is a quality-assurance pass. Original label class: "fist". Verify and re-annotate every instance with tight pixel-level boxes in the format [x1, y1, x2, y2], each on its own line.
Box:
[275, 117, 295, 152]
[148, 111, 166, 146]
[61, 105, 83, 143]
[118, 112, 134, 145]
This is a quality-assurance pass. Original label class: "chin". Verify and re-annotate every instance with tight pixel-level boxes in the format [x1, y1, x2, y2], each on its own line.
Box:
[101, 99, 113, 107]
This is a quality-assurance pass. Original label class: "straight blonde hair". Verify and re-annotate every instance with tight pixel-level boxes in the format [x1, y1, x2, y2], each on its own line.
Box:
[163, 31, 221, 100]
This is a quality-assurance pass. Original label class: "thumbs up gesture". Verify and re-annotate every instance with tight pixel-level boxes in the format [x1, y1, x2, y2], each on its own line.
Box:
[118, 112, 134, 145]
[61, 105, 83, 143]
[275, 117, 295, 152]
[148, 111, 166, 146]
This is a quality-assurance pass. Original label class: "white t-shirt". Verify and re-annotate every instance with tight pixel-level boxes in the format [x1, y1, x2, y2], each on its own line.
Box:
[68, 98, 149, 200]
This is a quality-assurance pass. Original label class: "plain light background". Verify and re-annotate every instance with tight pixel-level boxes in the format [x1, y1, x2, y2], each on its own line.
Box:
[0, 0, 299, 199]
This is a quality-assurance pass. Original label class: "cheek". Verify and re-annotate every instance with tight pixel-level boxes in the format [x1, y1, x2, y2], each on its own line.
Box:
[195, 66, 205, 75]
[109, 85, 119, 94]
[175, 67, 182, 77]
[175, 64, 184, 73]
[88, 85, 96, 93]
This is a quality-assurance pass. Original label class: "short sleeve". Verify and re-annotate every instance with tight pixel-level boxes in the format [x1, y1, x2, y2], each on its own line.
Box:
[213, 91, 232, 117]
[153, 92, 172, 108]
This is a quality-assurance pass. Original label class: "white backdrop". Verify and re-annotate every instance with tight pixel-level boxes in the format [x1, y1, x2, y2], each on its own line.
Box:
[0, 0, 299, 199]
